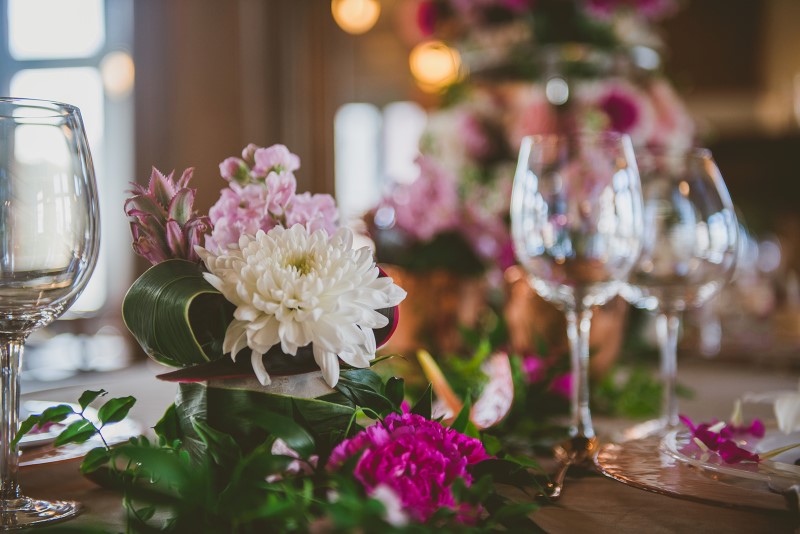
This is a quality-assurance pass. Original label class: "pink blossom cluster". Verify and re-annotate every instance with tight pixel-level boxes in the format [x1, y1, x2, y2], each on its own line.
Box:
[520, 354, 572, 400]
[378, 156, 461, 242]
[328, 410, 491, 523]
[206, 144, 338, 253]
[679, 415, 764, 464]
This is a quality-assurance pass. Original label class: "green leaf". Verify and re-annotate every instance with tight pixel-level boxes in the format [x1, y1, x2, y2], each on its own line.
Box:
[54, 420, 98, 446]
[80, 446, 111, 474]
[450, 396, 472, 434]
[122, 259, 235, 367]
[411, 384, 432, 420]
[78, 389, 107, 411]
[191, 419, 241, 467]
[12, 416, 40, 448]
[39, 404, 76, 424]
[383, 377, 404, 409]
[98, 396, 136, 426]
[154, 404, 181, 445]
[240, 409, 315, 460]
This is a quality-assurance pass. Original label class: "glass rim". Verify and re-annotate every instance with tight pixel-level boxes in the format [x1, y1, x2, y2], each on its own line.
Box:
[0, 96, 80, 119]
[519, 131, 634, 145]
[633, 144, 713, 160]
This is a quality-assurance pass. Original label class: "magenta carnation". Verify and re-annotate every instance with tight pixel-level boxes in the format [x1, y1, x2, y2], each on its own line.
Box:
[328, 411, 491, 523]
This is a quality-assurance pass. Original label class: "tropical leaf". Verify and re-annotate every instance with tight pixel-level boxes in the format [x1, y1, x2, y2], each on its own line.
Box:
[122, 259, 235, 367]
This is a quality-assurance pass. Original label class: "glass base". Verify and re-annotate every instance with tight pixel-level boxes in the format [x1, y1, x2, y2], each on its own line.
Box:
[615, 418, 680, 442]
[0, 497, 82, 530]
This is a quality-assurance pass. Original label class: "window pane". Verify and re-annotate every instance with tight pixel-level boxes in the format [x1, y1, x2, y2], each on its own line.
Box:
[334, 103, 382, 220]
[10, 67, 106, 313]
[8, 0, 105, 60]
[383, 102, 426, 185]
[11, 67, 104, 151]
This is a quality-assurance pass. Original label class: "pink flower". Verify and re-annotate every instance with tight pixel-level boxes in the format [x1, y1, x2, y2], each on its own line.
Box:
[390, 156, 460, 242]
[285, 193, 339, 236]
[328, 411, 491, 523]
[241, 143, 259, 163]
[646, 79, 695, 148]
[549, 373, 572, 400]
[265, 171, 297, 215]
[417, 0, 437, 35]
[205, 183, 274, 253]
[679, 415, 763, 464]
[631, 0, 677, 19]
[252, 144, 301, 178]
[219, 157, 249, 184]
[521, 354, 547, 384]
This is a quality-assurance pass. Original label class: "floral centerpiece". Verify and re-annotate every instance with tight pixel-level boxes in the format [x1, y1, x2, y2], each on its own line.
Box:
[123, 143, 409, 455]
[10, 142, 544, 530]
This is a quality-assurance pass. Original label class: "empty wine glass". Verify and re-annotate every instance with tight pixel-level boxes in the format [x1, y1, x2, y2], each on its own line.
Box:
[511, 133, 644, 443]
[622, 147, 738, 437]
[0, 97, 100, 527]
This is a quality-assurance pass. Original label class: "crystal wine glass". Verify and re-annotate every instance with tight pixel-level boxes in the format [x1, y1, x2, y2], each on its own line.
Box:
[621, 147, 738, 437]
[511, 133, 644, 442]
[0, 97, 100, 527]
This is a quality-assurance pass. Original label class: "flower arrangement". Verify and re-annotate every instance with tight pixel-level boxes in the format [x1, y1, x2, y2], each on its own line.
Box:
[103, 142, 549, 530]
[124, 143, 405, 388]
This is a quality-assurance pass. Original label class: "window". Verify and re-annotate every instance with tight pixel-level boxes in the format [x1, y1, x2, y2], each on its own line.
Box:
[334, 101, 427, 223]
[1, 0, 135, 379]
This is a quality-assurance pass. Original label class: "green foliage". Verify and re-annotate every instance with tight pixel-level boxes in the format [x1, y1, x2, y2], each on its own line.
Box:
[122, 259, 235, 367]
[27, 379, 544, 533]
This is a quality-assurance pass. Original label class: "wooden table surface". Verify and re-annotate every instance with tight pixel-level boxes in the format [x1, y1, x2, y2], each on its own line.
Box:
[17, 358, 800, 533]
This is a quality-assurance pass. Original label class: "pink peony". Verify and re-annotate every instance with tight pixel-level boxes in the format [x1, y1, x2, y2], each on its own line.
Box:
[328, 411, 491, 523]
[285, 192, 339, 236]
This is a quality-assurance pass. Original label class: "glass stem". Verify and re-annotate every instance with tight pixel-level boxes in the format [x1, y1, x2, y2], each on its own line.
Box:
[0, 335, 24, 503]
[565, 307, 594, 439]
[656, 311, 681, 428]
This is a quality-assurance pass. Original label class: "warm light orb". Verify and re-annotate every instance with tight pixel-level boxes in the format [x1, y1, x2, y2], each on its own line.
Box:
[331, 0, 381, 35]
[409, 40, 461, 93]
[100, 50, 135, 98]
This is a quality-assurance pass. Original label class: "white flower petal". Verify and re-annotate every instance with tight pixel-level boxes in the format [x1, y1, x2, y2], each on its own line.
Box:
[201, 224, 407, 382]
[313, 345, 340, 387]
[251, 350, 271, 386]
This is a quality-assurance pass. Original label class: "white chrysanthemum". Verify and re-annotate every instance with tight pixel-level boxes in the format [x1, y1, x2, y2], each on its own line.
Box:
[196, 224, 406, 387]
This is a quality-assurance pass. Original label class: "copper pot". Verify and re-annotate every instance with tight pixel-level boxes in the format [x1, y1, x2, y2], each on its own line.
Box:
[503, 265, 628, 378]
[380, 265, 488, 356]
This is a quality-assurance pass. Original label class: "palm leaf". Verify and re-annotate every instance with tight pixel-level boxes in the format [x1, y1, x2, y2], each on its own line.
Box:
[122, 259, 234, 367]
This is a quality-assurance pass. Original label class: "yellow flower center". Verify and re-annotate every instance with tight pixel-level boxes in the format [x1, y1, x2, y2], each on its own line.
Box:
[287, 254, 313, 276]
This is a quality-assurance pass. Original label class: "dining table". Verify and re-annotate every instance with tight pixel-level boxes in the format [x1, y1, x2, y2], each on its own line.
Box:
[17, 356, 800, 533]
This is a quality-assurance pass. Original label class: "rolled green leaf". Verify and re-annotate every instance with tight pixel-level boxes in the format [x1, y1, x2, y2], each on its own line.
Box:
[122, 259, 234, 367]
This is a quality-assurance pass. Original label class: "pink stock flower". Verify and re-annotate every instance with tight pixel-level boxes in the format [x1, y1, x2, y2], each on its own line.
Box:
[205, 183, 275, 253]
[205, 144, 339, 251]
[285, 193, 339, 236]
[265, 171, 297, 215]
[252, 144, 301, 178]
[328, 410, 491, 523]
[219, 157, 249, 184]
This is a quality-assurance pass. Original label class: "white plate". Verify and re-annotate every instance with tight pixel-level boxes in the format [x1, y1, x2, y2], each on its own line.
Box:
[659, 428, 800, 491]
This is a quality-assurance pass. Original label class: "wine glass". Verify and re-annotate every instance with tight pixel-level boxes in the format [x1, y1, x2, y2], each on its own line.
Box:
[621, 147, 738, 438]
[511, 133, 644, 444]
[0, 98, 100, 527]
